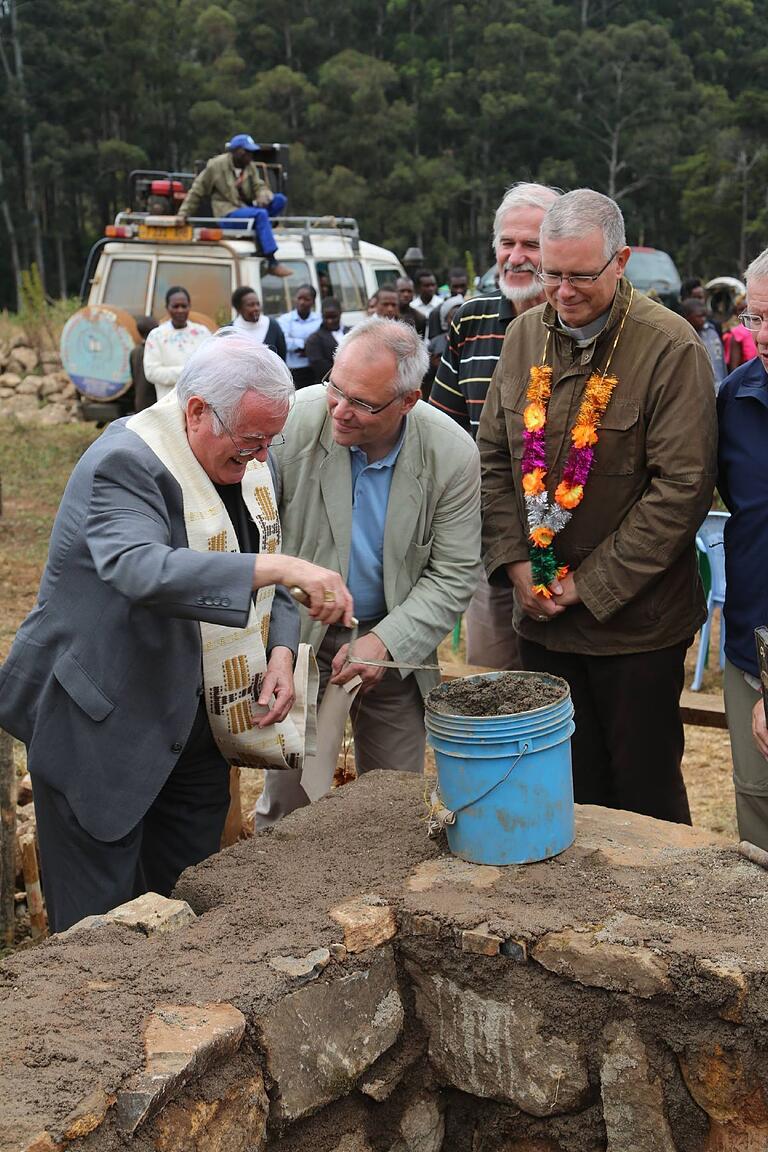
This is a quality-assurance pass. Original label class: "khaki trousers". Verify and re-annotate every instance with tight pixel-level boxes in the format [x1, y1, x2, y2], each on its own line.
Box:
[464, 568, 521, 669]
[724, 658, 768, 851]
[255, 621, 425, 829]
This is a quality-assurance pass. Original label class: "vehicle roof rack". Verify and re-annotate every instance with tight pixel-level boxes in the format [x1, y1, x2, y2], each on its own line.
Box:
[114, 211, 255, 234]
[111, 212, 361, 252]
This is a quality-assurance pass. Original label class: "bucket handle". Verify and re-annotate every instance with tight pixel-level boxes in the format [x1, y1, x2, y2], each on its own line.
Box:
[427, 742, 530, 839]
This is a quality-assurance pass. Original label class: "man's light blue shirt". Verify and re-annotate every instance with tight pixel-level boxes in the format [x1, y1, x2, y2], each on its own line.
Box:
[278, 310, 322, 370]
[347, 422, 407, 622]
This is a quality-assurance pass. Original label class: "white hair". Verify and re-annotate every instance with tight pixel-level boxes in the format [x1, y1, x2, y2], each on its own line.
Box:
[176, 328, 294, 429]
[540, 188, 626, 258]
[336, 317, 428, 397]
[746, 249, 768, 285]
[493, 182, 562, 252]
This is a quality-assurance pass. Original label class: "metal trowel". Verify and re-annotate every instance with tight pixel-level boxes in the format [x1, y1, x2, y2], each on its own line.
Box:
[288, 587, 439, 671]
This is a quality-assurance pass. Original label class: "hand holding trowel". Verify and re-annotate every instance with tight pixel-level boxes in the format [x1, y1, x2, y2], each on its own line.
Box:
[289, 587, 440, 693]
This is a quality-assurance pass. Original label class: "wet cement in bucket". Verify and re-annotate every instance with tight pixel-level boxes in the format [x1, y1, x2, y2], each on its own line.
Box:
[428, 671, 567, 716]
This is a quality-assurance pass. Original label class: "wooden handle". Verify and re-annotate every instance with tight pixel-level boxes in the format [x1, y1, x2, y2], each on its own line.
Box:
[288, 586, 358, 627]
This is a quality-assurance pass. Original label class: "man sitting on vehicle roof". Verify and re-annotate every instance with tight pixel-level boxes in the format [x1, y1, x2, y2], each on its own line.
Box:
[178, 133, 291, 277]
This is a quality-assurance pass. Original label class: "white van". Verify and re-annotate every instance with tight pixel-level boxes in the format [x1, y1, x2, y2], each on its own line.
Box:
[67, 212, 404, 419]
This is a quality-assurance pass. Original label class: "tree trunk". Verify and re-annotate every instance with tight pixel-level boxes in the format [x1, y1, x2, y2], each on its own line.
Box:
[607, 124, 620, 200]
[9, 0, 46, 288]
[0, 155, 23, 311]
[56, 232, 67, 300]
[52, 184, 67, 299]
[739, 150, 748, 274]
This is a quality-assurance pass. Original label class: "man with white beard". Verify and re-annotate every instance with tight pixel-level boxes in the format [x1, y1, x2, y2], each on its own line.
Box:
[429, 182, 561, 666]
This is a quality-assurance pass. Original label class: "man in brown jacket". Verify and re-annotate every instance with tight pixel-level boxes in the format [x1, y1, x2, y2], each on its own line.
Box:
[477, 189, 717, 823]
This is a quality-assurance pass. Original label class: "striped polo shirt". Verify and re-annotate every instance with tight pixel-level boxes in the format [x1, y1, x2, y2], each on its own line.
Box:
[429, 292, 517, 438]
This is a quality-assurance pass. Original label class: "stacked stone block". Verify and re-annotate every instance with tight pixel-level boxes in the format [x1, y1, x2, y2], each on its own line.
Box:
[1, 773, 766, 1152]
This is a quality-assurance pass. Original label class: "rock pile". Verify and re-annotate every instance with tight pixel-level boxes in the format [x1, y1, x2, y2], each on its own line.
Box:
[0, 332, 79, 425]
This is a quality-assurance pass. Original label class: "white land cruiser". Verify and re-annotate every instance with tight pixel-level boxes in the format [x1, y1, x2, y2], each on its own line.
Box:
[62, 160, 404, 420]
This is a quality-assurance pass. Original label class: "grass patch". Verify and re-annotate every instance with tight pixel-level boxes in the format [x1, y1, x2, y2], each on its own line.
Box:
[0, 420, 99, 659]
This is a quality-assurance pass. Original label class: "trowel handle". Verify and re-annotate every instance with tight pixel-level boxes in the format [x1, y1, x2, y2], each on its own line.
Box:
[288, 586, 358, 628]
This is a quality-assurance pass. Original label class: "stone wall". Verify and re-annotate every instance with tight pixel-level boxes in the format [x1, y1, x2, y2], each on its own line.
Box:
[0, 334, 80, 425]
[1, 772, 767, 1152]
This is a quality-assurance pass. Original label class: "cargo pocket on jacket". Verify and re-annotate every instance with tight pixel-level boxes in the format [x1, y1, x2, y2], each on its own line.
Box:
[590, 399, 641, 475]
[501, 401, 526, 462]
[53, 652, 115, 722]
[405, 536, 434, 581]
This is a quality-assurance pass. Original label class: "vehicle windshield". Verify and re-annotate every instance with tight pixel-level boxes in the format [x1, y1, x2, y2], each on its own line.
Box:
[102, 259, 151, 314]
[153, 261, 232, 325]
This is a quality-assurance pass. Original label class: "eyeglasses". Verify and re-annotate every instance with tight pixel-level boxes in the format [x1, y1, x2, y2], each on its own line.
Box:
[738, 311, 768, 333]
[209, 406, 285, 456]
[322, 373, 400, 415]
[537, 250, 619, 289]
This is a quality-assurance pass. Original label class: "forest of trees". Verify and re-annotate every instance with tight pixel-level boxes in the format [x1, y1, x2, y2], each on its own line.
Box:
[0, 0, 766, 310]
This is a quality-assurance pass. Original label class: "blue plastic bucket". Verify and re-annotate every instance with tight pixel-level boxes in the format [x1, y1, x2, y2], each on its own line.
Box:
[425, 671, 575, 866]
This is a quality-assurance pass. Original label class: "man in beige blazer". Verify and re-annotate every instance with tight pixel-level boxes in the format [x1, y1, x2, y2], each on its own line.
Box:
[256, 317, 481, 825]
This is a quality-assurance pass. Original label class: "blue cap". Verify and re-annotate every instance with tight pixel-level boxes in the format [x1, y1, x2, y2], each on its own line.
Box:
[226, 133, 259, 152]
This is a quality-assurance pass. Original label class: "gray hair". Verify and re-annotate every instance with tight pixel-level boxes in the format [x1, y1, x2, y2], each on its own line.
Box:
[176, 328, 294, 428]
[493, 182, 562, 252]
[746, 249, 768, 285]
[540, 188, 626, 259]
[336, 317, 428, 397]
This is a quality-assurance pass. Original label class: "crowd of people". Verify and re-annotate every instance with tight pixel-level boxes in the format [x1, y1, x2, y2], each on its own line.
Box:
[131, 274, 475, 409]
[2, 168, 768, 935]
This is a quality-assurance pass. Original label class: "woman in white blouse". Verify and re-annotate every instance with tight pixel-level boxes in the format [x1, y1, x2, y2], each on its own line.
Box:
[231, 286, 287, 361]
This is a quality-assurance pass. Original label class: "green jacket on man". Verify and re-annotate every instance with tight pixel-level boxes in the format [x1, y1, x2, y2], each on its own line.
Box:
[179, 152, 270, 219]
[272, 385, 482, 698]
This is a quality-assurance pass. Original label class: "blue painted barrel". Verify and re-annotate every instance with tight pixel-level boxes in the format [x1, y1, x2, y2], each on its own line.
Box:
[425, 672, 575, 866]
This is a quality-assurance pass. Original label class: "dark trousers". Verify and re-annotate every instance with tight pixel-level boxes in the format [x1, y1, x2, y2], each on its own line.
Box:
[33, 701, 230, 933]
[518, 636, 691, 824]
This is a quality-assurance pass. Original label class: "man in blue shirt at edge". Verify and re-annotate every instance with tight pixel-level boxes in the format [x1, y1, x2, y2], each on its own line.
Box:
[718, 246, 768, 851]
[255, 317, 482, 826]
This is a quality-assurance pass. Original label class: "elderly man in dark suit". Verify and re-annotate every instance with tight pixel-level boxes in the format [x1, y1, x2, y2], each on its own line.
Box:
[0, 333, 353, 932]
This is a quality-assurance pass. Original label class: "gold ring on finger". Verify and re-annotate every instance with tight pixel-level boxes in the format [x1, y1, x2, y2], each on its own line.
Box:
[323, 590, 336, 603]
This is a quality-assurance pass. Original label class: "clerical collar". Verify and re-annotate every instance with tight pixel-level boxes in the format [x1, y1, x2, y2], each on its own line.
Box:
[557, 309, 611, 347]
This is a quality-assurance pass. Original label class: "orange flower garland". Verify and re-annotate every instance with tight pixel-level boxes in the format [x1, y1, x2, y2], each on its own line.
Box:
[519, 288, 634, 595]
